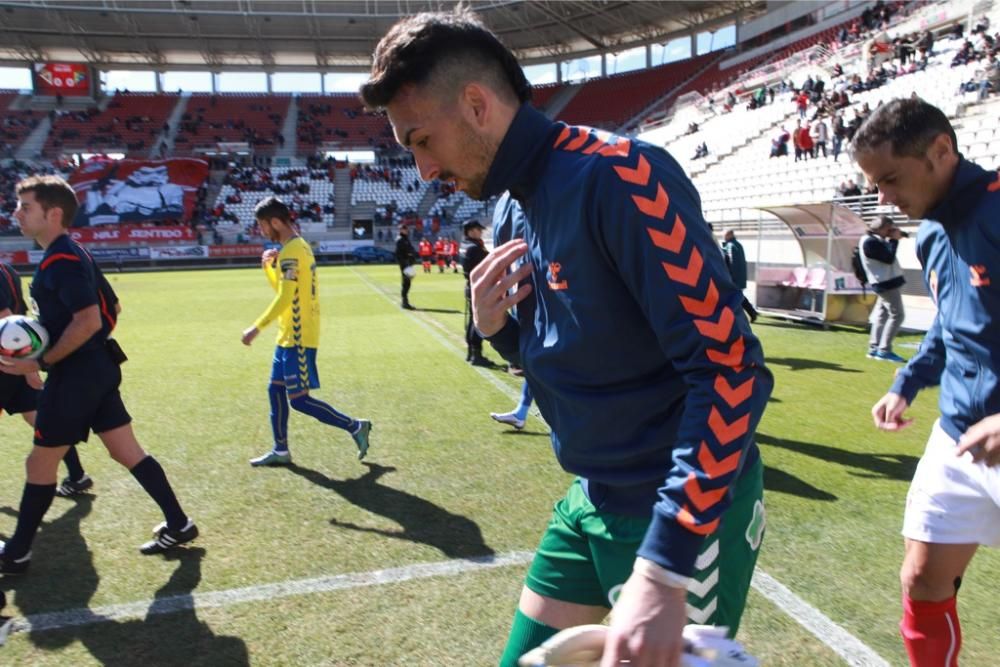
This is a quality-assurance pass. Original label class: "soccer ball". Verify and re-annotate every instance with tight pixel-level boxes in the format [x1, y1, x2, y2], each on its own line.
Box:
[0, 315, 50, 360]
[403, 265, 417, 278]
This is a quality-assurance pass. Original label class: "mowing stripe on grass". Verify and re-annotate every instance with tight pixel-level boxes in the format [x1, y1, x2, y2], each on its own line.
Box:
[13, 551, 537, 635]
[752, 569, 890, 666]
[352, 267, 888, 665]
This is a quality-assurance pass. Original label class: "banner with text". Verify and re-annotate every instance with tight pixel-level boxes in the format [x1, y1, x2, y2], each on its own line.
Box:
[68, 157, 209, 227]
[149, 245, 208, 260]
[68, 224, 197, 244]
[208, 244, 266, 258]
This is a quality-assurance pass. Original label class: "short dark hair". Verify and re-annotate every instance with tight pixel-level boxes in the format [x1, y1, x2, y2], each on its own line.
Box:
[850, 97, 958, 160]
[360, 7, 531, 109]
[254, 196, 291, 223]
[15, 175, 79, 227]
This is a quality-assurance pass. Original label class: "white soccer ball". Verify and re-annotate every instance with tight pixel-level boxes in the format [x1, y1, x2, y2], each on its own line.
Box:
[0, 315, 50, 360]
[403, 265, 417, 279]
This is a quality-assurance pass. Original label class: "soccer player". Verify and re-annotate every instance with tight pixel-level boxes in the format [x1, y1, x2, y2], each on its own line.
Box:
[0, 261, 93, 497]
[361, 10, 772, 665]
[241, 196, 371, 467]
[490, 380, 533, 431]
[852, 97, 1000, 667]
[460, 219, 494, 366]
[434, 237, 446, 273]
[418, 236, 433, 273]
[0, 175, 197, 574]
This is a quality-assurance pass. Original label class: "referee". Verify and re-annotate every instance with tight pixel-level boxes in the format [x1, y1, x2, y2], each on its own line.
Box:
[0, 175, 197, 575]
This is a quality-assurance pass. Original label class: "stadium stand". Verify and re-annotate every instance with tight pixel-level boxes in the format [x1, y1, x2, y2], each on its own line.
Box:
[0, 91, 41, 158]
[44, 92, 178, 158]
[174, 93, 291, 155]
[296, 94, 396, 152]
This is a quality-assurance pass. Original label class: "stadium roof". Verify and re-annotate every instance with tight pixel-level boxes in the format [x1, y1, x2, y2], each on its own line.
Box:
[0, 0, 765, 70]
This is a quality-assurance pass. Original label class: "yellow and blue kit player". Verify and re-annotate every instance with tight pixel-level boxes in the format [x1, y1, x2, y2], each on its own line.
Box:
[241, 196, 371, 466]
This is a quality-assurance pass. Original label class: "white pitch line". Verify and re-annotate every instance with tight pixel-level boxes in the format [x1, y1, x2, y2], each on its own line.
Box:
[351, 268, 886, 664]
[751, 570, 890, 666]
[350, 267, 544, 422]
[354, 266, 887, 665]
[13, 551, 536, 635]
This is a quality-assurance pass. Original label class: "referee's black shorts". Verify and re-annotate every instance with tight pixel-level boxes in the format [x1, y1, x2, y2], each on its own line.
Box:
[34, 349, 131, 447]
[0, 374, 39, 416]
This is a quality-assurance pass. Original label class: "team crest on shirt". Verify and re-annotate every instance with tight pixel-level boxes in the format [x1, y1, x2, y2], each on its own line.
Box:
[281, 258, 299, 281]
[547, 261, 568, 290]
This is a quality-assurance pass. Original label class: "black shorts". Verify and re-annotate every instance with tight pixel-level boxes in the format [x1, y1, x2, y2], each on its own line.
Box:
[34, 349, 131, 447]
[0, 373, 39, 416]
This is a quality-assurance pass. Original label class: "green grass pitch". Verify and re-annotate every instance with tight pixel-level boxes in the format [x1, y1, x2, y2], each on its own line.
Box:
[0, 264, 997, 665]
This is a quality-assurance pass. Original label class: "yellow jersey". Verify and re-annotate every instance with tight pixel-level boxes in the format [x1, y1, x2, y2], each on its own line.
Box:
[253, 236, 320, 348]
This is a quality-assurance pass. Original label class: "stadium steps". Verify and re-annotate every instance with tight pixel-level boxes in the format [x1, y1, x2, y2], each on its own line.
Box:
[622, 51, 728, 134]
[334, 164, 352, 227]
[15, 113, 51, 161]
[153, 93, 190, 158]
[276, 96, 298, 159]
[416, 183, 441, 218]
[541, 82, 582, 119]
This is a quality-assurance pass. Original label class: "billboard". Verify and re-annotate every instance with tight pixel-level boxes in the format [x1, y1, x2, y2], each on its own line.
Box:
[68, 224, 197, 244]
[68, 158, 209, 227]
[33, 63, 92, 97]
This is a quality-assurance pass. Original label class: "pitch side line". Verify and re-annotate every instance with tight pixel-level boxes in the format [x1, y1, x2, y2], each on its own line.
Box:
[352, 267, 888, 665]
[11, 552, 537, 635]
[349, 267, 544, 422]
[751, 571, 889, 666]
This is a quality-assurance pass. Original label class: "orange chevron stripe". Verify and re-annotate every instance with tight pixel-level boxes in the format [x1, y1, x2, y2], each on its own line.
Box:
[677, 507, 720, 536]
[708, 406, 750, 445]
[582, 129, 613, 154]
[564, 131, 590, 152]
[613, 153, 651, 185]
[632, 182, 669, 219]
[679, 278, 719, 317]
[694, 306, 735, 342]
[685, 472, 729, 513]
[553, 126, 571, 148]
[706, 335, 745, 367]
[598, 138, 630, 158]
[646, 214, 686, 253]
[989, 171, 1000, 192]
[662, 246, 703, 287]
[698, 440, 742, 479]
[714, 375, 754, 408]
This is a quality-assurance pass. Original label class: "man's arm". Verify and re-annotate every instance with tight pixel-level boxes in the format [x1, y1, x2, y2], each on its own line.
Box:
[589, 143, 772, 664]
[0, 305, 101, 375]
[242, 252, 296, 346]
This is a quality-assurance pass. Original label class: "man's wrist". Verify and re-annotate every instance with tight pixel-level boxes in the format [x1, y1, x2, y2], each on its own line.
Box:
[633, 557, 690, 589]
[36, 355, 52, 372]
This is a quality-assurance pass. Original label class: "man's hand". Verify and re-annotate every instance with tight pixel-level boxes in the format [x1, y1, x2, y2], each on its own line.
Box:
[26, 371, 44, 390]
[957, 413, 1000, 466]
[872, 392, 913, 431]
[600, 573, 687, 667]
[0, 356, 40, 376]
[469, 239, 533, 337]
[261, 248, 279, 268]
[241, 326, 260, 346]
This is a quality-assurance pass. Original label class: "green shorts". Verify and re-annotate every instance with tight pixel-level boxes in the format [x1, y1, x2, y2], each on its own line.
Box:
[524, 457, 764, 635]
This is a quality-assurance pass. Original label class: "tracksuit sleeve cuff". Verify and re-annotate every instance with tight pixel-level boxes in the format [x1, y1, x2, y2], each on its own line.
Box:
[485, 316, 521, 365]
[636, 513, 706, 577]
[889, 374, 920, 404]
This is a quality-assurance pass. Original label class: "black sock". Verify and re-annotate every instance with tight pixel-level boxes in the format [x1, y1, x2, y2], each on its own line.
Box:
[130, 456, 188, 531]
[4, 483, 56, 559]
[62, 446, 85, 481]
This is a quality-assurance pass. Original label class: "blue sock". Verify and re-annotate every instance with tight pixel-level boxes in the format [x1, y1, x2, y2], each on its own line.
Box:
[4, 482, 56, 559]
[289, 394, 356, 432]
[268, 382, 290, 453]
[514, 382, 533, 421]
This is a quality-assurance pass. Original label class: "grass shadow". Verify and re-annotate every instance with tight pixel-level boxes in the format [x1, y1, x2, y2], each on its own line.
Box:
[765, 357, 863, 373]
[757, 432, 918, 482]
[286, 462, 495, 559]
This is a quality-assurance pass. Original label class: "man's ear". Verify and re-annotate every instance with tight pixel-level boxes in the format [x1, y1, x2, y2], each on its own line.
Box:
[460, 82, 491, 128]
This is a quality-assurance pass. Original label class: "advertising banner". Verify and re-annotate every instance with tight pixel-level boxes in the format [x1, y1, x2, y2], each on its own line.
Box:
[68, 157, 209, 227]
[0, 250, 29, 264]
[149, 245, 208, 260]
[86, 247, 150, 262]
[68, 224, 197, 244]
[208, 244, 266, 258]
[316, 240, 366, 253]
